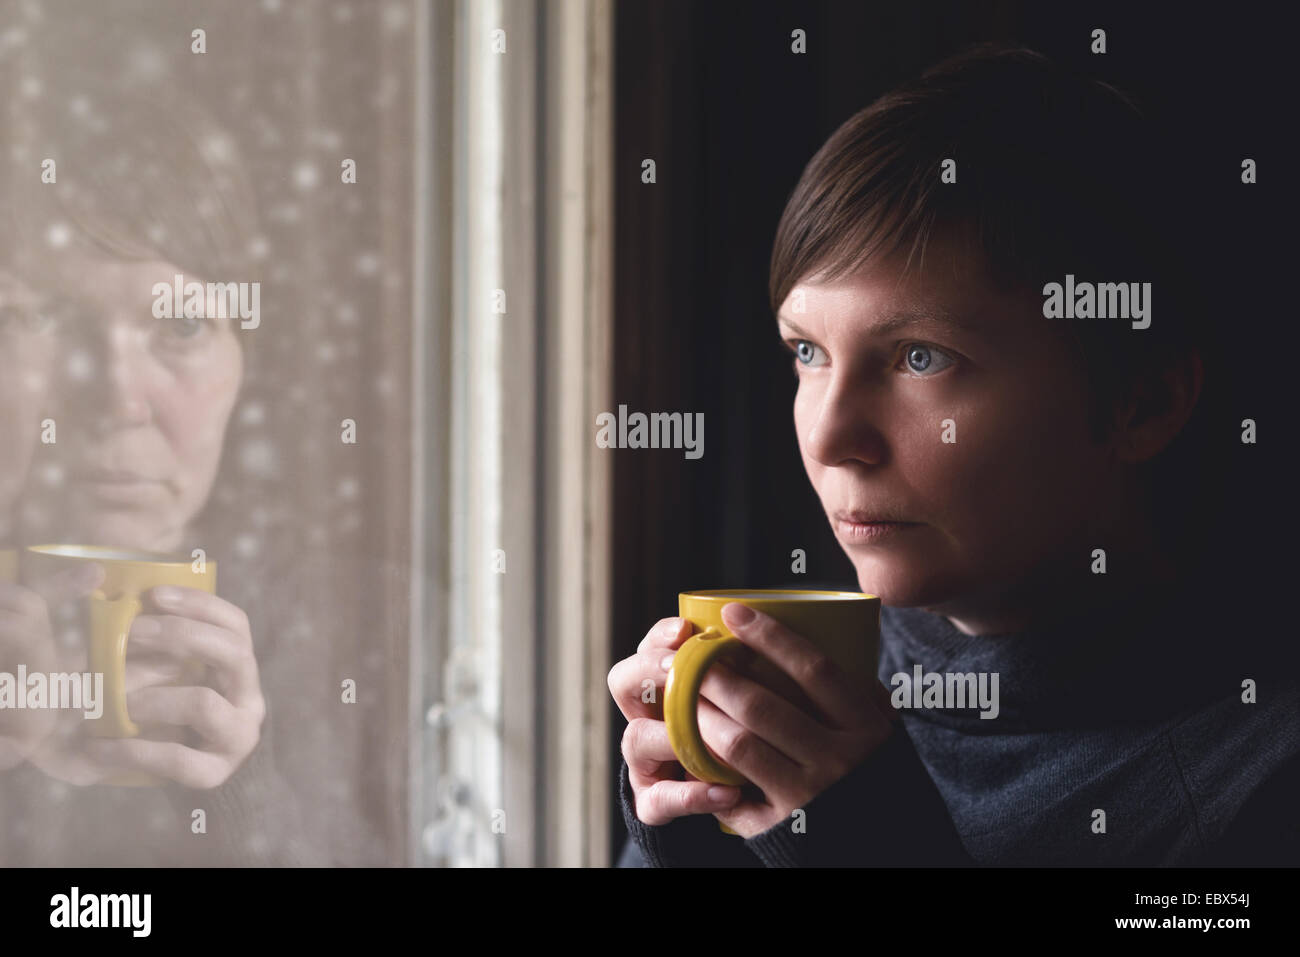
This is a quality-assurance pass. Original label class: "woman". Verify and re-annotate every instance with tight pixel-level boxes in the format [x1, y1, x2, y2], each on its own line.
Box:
[610, 44, 1298, 866]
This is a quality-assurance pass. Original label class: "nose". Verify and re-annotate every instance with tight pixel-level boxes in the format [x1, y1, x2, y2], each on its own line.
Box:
[801, 368, 889, 468]
[58, 320, 154, 433]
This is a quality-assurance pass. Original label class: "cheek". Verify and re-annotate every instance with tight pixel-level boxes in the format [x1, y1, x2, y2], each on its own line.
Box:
[792, 385, 823, 482]
[158, 343, 242, 473]
[901, 377, 1105, 534]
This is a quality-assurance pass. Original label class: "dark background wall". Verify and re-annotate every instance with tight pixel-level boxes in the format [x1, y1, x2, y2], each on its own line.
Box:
[608, 0, 1292, 863]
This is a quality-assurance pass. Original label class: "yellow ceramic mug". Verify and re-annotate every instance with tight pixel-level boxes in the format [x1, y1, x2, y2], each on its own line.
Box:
[666, 589, 881, 791]
[23, 544, 217, 785]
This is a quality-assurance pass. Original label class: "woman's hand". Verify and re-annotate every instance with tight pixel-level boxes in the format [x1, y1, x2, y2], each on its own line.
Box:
[695, 602, 897, 838]
[608, 616, 744, 825]
[88, 586, 265, 788]
[31, 582, 265, 789]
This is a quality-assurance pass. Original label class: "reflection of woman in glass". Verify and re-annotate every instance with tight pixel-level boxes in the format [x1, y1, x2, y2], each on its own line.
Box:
[0, 75, 314, 864]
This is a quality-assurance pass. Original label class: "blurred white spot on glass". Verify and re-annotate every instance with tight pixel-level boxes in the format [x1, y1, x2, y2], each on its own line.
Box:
[45, 221, 72, 248]
[240, 401, 266, 426]
[293, 162, 320, 191]
[65, 350, 94, 381]
[234, 534, 260, 559]
[239, 437, 280, 478]
[128, 44, 165, 80]
[203, 134, 235, 163]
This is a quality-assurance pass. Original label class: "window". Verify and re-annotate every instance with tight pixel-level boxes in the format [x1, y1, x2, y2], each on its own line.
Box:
[0, 0, 611, 869]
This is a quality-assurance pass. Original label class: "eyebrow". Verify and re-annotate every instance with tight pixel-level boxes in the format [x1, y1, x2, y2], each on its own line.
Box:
[775, 307, 982, 343]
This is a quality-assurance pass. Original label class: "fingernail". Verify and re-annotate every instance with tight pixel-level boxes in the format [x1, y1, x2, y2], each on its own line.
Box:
[132, 618, 160, 640]
[151, 586, 179, 606]
[722, 603, 755, 627]
[708, 786, 738, 803]
[659, 654, 675, 672]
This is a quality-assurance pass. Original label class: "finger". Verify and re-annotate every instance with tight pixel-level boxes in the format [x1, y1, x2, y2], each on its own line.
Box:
[128, 614, 259, 705]
[124, 685, 257, 751]
[633, 778, 741, 826]
[86, 737, 233, 789]
[699, 661, 825, 765]
[123, 655, 187, 694]
[637, 617, 692, 654]
[606, 651, 672, 720]
[145, 587, 249, 637]
[697, 695, 800, 789]
[719, 603, 871, 729]
[23, 562, 105, 609]
[713, 797, 776, 837]
[867, 678, 901, 724]
[621, 717, 678, 776]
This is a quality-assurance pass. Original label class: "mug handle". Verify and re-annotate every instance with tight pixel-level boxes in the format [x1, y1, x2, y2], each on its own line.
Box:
[664, 627, 751, 788]
[86, 592, 143, 738]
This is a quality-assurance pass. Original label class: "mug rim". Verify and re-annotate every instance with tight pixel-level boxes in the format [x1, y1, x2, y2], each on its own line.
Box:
[680, 588, 877, 602]
[25, 544, 211, 566]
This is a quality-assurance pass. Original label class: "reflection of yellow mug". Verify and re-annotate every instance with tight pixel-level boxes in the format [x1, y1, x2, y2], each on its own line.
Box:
[666, 590, 881, 791]
[0, 548, 15, 583]
[22, 545, 217, 785]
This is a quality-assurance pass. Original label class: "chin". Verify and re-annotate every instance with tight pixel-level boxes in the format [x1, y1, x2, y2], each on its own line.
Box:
[74, 515, 178, 553]
[851, 555, 966, 609]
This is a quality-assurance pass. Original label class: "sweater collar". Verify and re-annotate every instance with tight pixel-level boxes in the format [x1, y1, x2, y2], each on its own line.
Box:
[877, 573, 1227, 730]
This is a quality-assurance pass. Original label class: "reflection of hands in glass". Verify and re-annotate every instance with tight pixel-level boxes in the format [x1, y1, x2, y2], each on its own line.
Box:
[29, 584, 265, 789]
[0, 562, 104, 769]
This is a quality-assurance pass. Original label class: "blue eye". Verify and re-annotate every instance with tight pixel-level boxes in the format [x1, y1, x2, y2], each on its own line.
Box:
[902, 343, 955, 376]
[789, 339, 827, 368]
[171, 316, 206, 337]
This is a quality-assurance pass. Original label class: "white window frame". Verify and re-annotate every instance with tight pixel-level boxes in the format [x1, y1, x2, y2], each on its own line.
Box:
[411, 0, 613, 868]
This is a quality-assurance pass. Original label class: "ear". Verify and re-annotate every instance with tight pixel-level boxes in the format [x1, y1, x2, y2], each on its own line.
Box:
[1111, 349, 1203, 464]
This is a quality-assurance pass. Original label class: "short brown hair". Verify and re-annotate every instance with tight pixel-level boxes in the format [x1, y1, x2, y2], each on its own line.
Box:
[0, 67, 259, 281]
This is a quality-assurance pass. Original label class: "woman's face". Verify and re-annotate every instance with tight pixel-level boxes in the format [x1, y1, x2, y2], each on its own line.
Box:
[777, 231, 1130, 631]
[11, 250, 243, 551]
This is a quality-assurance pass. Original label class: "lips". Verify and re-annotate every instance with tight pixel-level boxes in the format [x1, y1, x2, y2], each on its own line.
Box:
[73, 470, 162, 485]
[68, 468, 170, 504]
[832, 509, 923, 544]
[832, 510, 918, 525]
